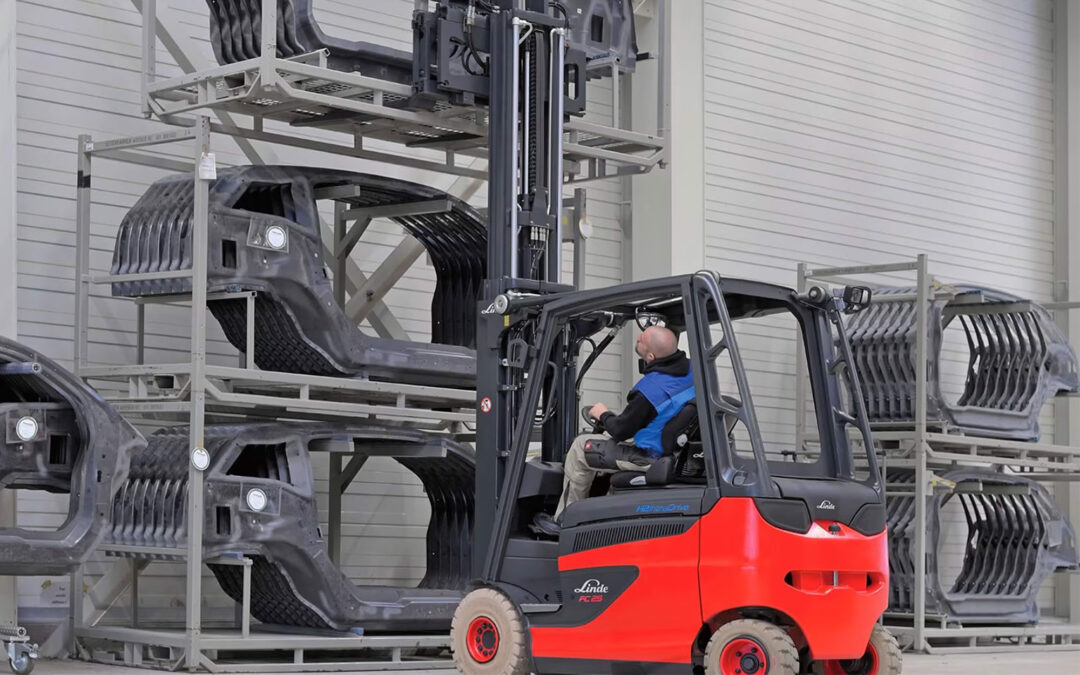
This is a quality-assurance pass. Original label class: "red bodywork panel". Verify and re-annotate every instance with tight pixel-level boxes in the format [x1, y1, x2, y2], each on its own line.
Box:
[529, 497, 888, 664]
[699, 498, 889, 660]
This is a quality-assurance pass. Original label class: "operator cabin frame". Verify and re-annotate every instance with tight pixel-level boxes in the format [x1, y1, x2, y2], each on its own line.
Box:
[475, 270, 886, 594]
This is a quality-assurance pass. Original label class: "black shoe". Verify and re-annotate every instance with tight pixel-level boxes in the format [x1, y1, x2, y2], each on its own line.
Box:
[531, 512, 561, 537]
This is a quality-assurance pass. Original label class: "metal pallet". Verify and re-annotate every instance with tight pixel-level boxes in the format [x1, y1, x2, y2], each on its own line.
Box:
[77, 627, 453, 673]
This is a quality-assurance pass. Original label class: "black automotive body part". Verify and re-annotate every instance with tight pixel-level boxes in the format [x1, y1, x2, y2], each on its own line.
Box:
[109, 166, 481, 383]
[205, 0, 414, 83]
[105, 423, 475, 632]
[204, 0, 636, 111]
[846, 286, 1080, 440]
[886, 468, 1077, 624]
[0, 336, 144, 575]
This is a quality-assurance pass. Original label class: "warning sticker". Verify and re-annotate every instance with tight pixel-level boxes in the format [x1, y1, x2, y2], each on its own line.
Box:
[479, 397, 492, 413]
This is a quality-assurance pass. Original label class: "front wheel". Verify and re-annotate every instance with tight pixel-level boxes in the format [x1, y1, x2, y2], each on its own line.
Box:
[811, 625, 902, 675]
[450, 588, 530, 675]
[705, 618, 800, 675]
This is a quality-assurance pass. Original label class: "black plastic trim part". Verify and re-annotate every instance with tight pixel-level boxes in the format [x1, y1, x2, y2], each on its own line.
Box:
[754, 497, 812, 534]
[850, 502, 886, 536]
[559, 487, 707, 529]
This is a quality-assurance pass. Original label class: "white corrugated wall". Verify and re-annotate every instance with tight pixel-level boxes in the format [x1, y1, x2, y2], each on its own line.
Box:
[12, 0, 627, 621]
[702, 0, 1057, 610]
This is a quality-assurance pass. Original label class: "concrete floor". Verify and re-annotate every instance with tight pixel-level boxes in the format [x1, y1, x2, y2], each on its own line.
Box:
[22, 652, 1080, 674]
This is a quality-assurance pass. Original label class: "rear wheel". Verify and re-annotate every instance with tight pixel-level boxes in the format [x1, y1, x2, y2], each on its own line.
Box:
[811, 625, 902, 675]
[451, 588, 529, 674]
[705, 619, 799, 675]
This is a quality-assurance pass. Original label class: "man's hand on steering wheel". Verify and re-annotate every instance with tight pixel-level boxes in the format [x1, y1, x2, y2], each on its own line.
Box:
[588, 402, 609, 420]
[581, 403, 608, 433]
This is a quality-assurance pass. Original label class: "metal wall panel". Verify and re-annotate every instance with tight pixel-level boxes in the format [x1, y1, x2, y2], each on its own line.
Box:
[12, 0, 628, 618]
[703, 0, 1057, 611]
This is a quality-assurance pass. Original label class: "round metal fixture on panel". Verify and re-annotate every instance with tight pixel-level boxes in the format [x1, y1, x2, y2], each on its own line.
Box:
[246, 488, 268, 512]
[265, 225, 287, 250]
[15, 416, 39, 442]
[578, 218, 594, 240]
[191, 447, 211, 471]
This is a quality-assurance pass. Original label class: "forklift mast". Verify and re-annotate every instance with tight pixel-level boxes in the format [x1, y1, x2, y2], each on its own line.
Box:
[472, 0, 577, 572]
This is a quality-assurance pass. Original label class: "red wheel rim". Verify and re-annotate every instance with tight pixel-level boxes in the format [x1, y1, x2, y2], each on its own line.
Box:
[719, 637, 769, 675]
[466, 616, 500, 664]
[821, 643, 880, 675]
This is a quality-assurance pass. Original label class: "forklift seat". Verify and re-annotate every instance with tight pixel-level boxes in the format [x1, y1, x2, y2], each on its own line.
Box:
[609, 402, 703, 488]
[609, 396, 740, 489]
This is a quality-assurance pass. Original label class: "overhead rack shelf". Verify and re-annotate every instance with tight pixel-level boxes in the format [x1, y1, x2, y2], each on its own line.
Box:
[140, 5, 667, 185]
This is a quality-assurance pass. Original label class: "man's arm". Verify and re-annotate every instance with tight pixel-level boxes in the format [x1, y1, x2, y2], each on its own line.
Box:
[598, 392, 657, 442]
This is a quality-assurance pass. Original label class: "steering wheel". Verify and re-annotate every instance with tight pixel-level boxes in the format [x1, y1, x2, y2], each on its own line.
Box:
[581, 406, 603, 433]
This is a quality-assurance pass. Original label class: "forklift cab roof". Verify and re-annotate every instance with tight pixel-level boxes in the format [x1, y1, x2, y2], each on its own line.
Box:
[526, 274, 804, 327]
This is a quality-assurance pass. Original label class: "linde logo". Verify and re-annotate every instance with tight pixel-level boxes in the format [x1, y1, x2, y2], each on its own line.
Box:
[635, 503, 691, 514]
[574, 579, 609, 603]
[573, 579, 608, 595]
[817, 499, 837, 510]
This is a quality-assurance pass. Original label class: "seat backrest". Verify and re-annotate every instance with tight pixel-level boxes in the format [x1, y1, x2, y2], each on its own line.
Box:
[660, 402, 699, 456]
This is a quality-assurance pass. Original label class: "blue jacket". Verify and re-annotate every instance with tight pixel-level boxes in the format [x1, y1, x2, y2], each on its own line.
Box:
[631, 369, 695, 456]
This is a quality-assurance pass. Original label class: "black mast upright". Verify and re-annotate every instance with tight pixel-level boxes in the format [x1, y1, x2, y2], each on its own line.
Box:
[474, 0, 567, 576]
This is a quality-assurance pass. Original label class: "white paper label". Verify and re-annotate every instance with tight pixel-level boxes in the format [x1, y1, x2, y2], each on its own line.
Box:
[198, 152, 217, 180]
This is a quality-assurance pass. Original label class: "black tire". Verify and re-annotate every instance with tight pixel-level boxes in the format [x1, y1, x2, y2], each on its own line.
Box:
[451, 588, 530, 675]
[810, 625, 902, 675]
[705, 618, 799, 675]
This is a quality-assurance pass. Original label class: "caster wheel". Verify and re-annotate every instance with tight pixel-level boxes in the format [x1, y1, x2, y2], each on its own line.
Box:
[451, 588, 529, 674]
[705, 618, 799, 675]
[8, 652, 34, 675]
[811, 625, 902, 674]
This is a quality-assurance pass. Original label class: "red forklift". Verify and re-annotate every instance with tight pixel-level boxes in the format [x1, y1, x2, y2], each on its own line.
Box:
[451, 2, 898, 672]
[456, 271, 898, 674]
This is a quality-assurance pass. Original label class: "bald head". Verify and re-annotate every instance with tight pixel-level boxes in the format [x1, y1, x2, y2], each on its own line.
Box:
[635, 325, 679, 362]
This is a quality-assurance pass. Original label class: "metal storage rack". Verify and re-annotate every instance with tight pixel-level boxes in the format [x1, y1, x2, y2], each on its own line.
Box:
[137, 0, 666, 186]
[795, 255, 1080, 654]
[51, 0, 671, 671]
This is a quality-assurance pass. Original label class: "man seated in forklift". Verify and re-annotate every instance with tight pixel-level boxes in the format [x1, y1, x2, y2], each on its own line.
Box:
[532, 324, 695, 536]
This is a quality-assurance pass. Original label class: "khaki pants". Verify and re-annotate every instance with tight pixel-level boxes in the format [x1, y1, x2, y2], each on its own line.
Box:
[554, 434, 656, 518]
